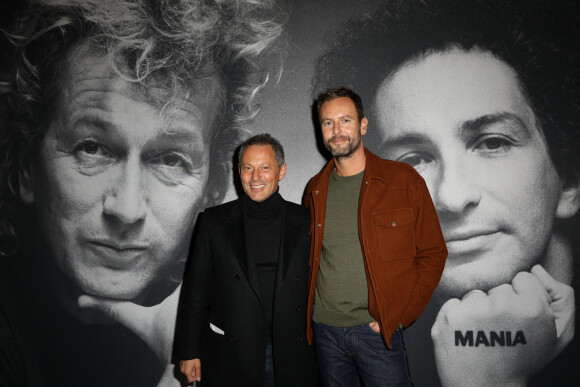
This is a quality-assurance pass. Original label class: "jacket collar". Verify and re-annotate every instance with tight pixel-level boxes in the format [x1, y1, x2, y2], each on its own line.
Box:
[308, 147, 387, 195]
[361, 148, 389, 181]
[220, 196, 303, 299]
[221, 200, 250, 282]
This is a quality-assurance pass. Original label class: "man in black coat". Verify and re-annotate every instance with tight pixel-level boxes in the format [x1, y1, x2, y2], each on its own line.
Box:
[178, 134, 319, 387]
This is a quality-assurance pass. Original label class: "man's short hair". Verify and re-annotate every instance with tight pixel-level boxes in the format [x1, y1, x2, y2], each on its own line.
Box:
[313, 0, 580, 186]
[316, 86, 365, 122]
[238, 133, 285, 167]
[0, 0, 284, 254]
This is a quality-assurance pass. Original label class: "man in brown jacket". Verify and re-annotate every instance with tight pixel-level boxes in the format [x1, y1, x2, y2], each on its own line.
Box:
[305, 86, 447, 386]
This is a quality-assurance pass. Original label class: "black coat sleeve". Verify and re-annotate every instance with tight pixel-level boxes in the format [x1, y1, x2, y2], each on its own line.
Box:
[177, 211, 213, 360]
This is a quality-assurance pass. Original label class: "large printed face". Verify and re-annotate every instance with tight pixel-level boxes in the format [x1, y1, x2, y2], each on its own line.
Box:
[19, 43, 222, 302]
[374, 49, 577, 298]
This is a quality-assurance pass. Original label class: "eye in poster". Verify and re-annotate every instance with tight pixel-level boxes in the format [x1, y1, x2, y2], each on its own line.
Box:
[1, 0, 578, 386]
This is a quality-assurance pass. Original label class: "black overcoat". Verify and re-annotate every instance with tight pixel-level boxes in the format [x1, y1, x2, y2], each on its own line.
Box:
[178, 197, 319, 387]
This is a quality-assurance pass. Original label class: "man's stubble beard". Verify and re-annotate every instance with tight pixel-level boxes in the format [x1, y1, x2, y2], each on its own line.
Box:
[324, 133, 362, 159]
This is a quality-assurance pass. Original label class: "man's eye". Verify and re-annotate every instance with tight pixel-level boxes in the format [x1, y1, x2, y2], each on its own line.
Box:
[75, 140, 110, 158]
[151, 153, 190, 170]
[72, 140, 115, 174]
[159, 154, 182, 167]
[148, 152, 202, 185]
[473, 136, 514, 153]
[82, 142, 99, 154]
[396, 152, 434, 171]
[401, 155, 424, 167]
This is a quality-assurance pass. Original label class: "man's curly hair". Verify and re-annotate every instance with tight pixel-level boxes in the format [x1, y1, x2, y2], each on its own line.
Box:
[0, 0, 284, 254]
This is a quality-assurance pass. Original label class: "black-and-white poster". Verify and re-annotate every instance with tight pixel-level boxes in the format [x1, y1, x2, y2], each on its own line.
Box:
[1, 0, 578, 386]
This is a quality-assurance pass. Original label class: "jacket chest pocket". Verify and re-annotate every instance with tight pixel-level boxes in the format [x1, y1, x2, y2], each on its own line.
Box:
[372, 208, 416, 261]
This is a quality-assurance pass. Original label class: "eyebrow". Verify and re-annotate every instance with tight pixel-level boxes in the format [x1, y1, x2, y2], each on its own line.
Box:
[381, 132, 433, 149]
[382, 111, 533, 149]
[460, 112, 532, 139]
[68, 115, 204, 146]
[155, 127, 203, 142]
[320, 114, 356, 122]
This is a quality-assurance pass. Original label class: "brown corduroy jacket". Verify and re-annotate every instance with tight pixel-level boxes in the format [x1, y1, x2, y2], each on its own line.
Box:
[305, 148, 447, 348]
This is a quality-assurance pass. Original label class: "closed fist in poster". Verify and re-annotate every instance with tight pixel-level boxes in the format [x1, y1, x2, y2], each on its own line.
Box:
[432, 265, 574, 387]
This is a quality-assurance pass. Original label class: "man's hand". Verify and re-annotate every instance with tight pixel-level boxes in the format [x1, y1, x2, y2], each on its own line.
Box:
[77, 284, 181, 364]
[432, 265, 575, 387]
[531, 264, 575, 353]
[180, 358, 201, 383]
[369, 321, 381, 333]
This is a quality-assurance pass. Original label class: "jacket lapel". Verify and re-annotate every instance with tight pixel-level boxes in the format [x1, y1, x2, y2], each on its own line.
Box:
[222, 199, 262, 303]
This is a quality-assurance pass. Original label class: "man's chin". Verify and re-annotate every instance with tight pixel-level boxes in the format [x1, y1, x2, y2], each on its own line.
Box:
[435, 267, 516, 299]
[72, 262, 179, 304]
[48, 279, 146, 324]
[71, 283, 147, 325]
[79, 282, 147, 303]
[329, 147, 355, 158]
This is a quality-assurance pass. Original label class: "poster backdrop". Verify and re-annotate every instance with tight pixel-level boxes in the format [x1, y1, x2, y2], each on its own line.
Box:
[1, 0, 578, 386]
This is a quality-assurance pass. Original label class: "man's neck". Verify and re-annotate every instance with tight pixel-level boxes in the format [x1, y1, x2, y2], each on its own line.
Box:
[333, 146, 366, 176]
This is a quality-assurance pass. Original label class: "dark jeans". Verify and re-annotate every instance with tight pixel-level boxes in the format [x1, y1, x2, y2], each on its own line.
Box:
[265, 342, 276, 387]
[313, 322, 413, 387]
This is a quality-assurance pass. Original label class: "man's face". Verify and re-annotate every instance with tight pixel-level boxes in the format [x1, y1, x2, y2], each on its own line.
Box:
[239, 144, 286, 202]
[319, 97, 368, 158]
[20, 43, 222, 302]
[374, 49, 574, 298]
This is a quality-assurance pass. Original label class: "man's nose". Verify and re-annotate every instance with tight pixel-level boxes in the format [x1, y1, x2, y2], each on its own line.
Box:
[251, 168, 261, 181]
[331, 121, 341, 135]
[433, 158, 481, 215]
[103, 157, 147, 224]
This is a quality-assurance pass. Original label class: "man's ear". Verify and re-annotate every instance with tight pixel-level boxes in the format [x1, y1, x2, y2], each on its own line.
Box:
[18, 164, 35, 204]
[278, 163, 287, 181]
[360, 117, 368, 136]
[556, 174, 580, 219]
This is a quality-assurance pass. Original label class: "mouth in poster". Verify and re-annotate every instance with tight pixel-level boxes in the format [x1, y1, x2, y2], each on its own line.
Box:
[444, 230, 501, 256]
[84, 240, 148, 269]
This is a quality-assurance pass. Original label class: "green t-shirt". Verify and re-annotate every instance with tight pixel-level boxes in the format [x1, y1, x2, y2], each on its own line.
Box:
[312, 168, 374, 327]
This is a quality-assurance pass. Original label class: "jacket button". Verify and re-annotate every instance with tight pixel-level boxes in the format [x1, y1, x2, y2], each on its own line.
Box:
[296, 306, 302, 312]
[315, 190, 319, 194]
[317, 223, 322, 227]
[229, 336, 237, 342]
[295, 275, 300, 281]
[234, 274, 241, 280]
[392, 221, 397, 227]
[297, 336, 303, 342]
